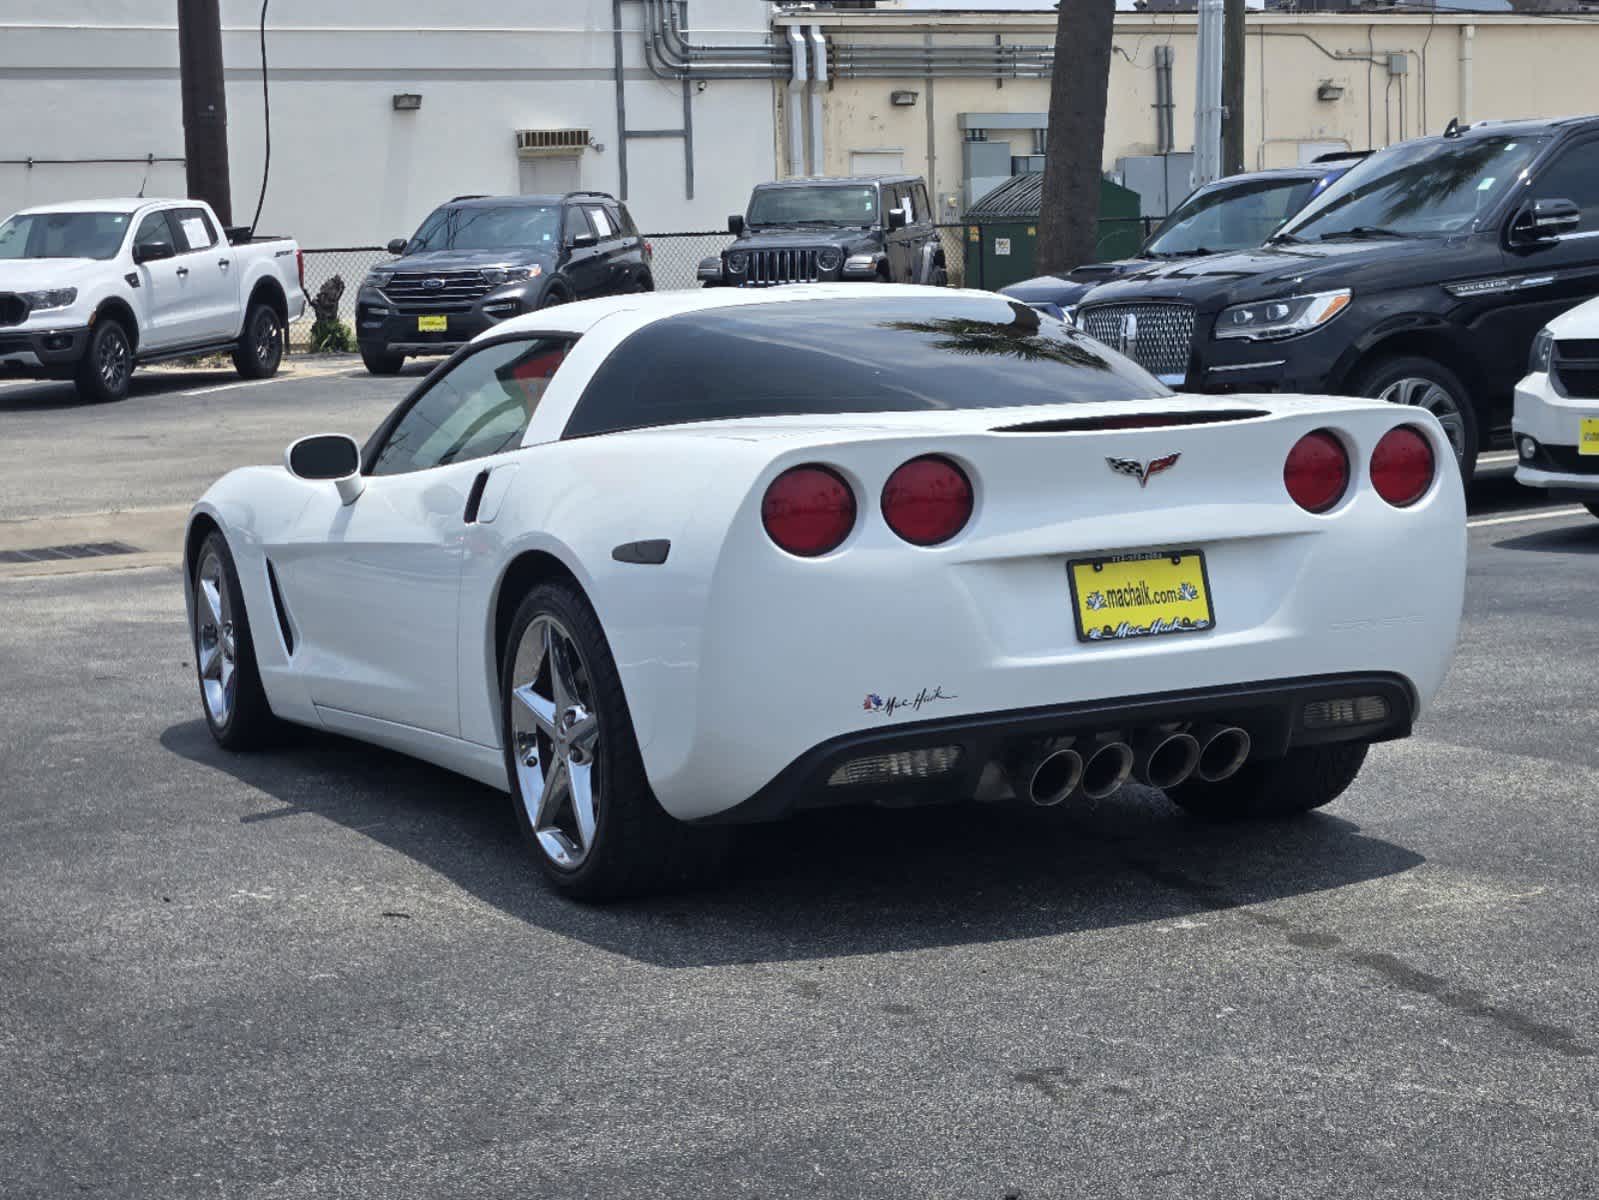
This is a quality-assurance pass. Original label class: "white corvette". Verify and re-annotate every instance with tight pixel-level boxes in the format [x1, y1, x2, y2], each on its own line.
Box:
[186, 285, 1465, 898]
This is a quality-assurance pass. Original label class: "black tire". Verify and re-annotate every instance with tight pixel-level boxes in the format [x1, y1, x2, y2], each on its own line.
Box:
[232, 300, 284, 379]
[1168, 741, 1369, 822]
[190, 530, 281, 750]
[931, 266, 950, 288]
[1350, 354, 1479, 486]
[632, 274, 654, 293]
[500, 581, 727, 900]
[75, 317, 133, 403]
[359, 345, 404, 376]
[537, 285, 571, 309]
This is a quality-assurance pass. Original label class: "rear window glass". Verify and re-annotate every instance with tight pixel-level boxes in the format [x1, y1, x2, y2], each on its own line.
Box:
[563, 295, 1170, 439]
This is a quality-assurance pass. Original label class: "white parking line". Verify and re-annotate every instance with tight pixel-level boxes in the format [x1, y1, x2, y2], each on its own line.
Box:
[1467, 506, 1587, 528]
[180, 378, 276, 397]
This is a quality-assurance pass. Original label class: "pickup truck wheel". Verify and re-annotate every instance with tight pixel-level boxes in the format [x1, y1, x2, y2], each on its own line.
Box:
[1169, 742, 1369, 822]
[76, 319, 133, 403]
[359, 346, 404, 375]
[1352, 355, 1479, 485]
[232, 302, 284, 380]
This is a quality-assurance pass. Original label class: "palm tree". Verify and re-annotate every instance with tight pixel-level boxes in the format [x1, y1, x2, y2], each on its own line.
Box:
[1036, 0, 1118, 276]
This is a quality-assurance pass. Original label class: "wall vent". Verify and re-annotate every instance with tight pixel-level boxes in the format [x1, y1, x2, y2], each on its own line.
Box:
[516, 129, 591, 158]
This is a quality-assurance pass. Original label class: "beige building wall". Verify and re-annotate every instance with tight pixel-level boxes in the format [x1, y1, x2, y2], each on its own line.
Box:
[773, 12, 1598, 219]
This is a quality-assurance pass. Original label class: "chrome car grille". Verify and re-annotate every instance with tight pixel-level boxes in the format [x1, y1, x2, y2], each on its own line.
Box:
[1077, 301, 1196, 381]
[382, 270, 493, 311]
[0, 293, 25, 327]
[741, 248, 823, 286]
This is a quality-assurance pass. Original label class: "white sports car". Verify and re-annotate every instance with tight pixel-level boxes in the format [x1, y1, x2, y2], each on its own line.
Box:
[185, 285, 1465, 898]
[1515, 296, 1599, 518]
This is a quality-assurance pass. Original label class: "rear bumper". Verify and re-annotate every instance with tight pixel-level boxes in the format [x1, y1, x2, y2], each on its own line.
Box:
[0, 325, 91, 374]
[700, 672, 1416, 824]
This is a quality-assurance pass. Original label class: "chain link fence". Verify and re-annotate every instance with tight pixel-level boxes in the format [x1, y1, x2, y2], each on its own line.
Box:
[289, 221, 1150, 348]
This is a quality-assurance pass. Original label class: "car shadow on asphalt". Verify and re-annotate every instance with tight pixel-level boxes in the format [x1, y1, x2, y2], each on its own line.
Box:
[1494, 523, 1599, 554]
[0, 370, 238, 412]
[160, 717, 1424, 968]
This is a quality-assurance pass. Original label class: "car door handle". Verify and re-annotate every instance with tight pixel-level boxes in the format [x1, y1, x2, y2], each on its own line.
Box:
[175, 266, 189, 277]
[218, 257, 231, 269]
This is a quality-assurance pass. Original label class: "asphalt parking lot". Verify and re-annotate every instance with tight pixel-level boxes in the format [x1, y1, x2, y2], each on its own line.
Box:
[2, 362, 1596, 1199]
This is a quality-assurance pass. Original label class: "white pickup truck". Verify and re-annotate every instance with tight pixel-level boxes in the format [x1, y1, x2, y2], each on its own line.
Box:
[0, 197, 305, 401]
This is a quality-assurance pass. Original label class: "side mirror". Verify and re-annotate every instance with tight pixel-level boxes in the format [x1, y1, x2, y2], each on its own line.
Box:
[285, 433, 365, 505]
[569, 231, 599, 249]
[133, 241, 175, 264]
[1513, 197, 1580, 243]
[886, 207, 908, 232]
[386, 238, 408, 256]
[728, 213, 745, 236]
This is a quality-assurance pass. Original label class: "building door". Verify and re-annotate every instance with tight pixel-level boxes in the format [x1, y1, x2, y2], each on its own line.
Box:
[520, 155, 580, 195]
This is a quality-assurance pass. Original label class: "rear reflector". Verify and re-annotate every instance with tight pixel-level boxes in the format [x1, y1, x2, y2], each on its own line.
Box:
[881, 455, 974, 546]
[1303, 696, 1390, 728]
[762, 464, 856, 557]
[1284, 429, 1350, 513]
[826, 745, 963, 787]
[1370, 425, 1435, 507]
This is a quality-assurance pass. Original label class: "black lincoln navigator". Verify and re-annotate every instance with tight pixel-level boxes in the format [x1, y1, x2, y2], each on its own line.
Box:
[1075, 116, 1599, 482]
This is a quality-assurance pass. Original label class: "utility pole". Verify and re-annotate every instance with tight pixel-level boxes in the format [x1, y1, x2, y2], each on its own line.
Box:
[177, 0, 233, 224]
[1221, 0, 1246, 177]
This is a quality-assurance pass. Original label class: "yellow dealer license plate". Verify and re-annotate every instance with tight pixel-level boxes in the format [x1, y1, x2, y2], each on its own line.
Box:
[1580, 416, 1599, 456]
[417, 315, 448, 332]
[1068, 550, 1215, 643]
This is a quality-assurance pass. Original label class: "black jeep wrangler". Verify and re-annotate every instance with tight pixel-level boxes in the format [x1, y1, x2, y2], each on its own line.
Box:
[356, 191, 651, 374]
[698, 175, 946, 288]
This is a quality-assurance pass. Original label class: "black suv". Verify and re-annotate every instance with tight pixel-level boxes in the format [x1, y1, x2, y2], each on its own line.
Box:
[357, 191, 652, 374]
[1075, 116, 1599, 482]
[698, 175, 946, 288]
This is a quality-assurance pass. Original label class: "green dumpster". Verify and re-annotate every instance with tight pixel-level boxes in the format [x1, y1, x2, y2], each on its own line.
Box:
[963, 174, 1144, 289]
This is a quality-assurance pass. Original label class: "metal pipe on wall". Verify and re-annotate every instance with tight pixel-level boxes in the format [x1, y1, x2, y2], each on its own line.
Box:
[808, 25, 827, 179]
[787, 25, 808, 177]
[1192, 0, 1224, 186]
[1458, 24, 1474, 124]
[1154, 43, 1174, 154]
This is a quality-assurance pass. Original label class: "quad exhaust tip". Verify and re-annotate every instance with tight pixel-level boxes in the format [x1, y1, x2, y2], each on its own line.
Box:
[1009, 743, 1085, 806]
[1194, 724, 1252, 783]
[1133, 729, 1202, 791]
[1080, 739, 1135, 800]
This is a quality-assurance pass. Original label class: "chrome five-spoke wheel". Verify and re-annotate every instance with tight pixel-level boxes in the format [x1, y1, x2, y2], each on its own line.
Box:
[510, 614, 602, 870]
[1379, 376, 1467, 461]
[194, 549, 238, 726]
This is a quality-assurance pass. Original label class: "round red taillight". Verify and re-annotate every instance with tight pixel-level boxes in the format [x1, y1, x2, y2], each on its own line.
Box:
[1284, 430, 1350, 513]
[762, 465, 857, 557]
[1370, 425, 1435, 507]
[881, 455, 974, 546]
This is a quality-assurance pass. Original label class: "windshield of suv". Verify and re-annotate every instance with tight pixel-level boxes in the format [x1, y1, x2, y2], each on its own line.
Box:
[747, 186, 878, 227]
[407, 205, 560, 252]
[1144, 176, 1318, 256]
[1276, 134, 1550, 241]
[0, 211, 131, 260]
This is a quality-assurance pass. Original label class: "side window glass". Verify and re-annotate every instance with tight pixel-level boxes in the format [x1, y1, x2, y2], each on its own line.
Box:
[1529, 143, 1599, 235]
[608, 202, 635, 236]
[133, 211, 174, 254]
[585, 205, 615, 238]
[914, 184, 932, 224]
[173, 207, 218, 252]
[563, 206, 592, 244]
[370, 337, 573, 476]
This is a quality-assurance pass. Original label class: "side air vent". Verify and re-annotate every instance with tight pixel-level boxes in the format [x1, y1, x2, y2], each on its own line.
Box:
[992, 410, 1268, 434]
[265, 559, 296, 656]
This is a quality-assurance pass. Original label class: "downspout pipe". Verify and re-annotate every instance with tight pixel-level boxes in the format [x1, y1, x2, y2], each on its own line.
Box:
[788, 25, 808, 178]
[1458, 24, 1474, 126]
[809, 25, 828, 179]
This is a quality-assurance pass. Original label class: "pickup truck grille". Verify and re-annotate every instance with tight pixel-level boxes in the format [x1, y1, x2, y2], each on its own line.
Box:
[382, 271, 493, 312]
[1077, 301, 1196, 382]
[741, 248, 822, 287]
[1554, 339, 1599, 399]
[0, 294, 26, 327]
